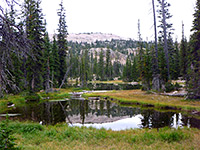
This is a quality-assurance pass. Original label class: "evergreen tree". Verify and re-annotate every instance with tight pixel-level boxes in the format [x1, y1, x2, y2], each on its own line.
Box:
[93, 51, 98, 76]
[158, 38, 168, 83]
[98, 49, 105, 80]
[57, 0, 68, 86]
[123, 56, 132, 82]
[143, 44, 152, 90]
[6, 3, 24, 93]
[80, 50, 89, 87]
[180, 22, 188, 79]
[105, 48, 113, 80]
[137, 19, 151, 90]
[50, 35, 60, 88]
[170, 40, 180, 80]
[132, 56, 139, 81]
[152, 0, 162, 91]
[187, 0, 200, 99]
[157, 0, 173, 81]
[43, 32, 51, 91]
[23, 0, 45, 92]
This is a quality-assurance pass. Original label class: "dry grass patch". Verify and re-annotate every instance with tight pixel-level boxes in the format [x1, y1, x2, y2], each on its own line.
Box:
[86, 90, 200, 111]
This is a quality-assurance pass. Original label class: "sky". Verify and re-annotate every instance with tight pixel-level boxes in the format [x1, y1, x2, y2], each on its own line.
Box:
[40, 0, 196, 41]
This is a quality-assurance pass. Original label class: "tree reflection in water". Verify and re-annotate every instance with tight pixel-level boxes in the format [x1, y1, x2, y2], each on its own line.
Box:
[1, 99, 200, 130]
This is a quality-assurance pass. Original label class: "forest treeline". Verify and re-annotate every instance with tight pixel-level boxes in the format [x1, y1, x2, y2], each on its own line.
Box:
[0, 0, 200, 99]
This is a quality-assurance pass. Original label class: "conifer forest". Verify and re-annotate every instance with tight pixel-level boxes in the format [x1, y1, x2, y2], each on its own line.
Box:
[0, 0, 199, 99]
[1, 0, 200, 149]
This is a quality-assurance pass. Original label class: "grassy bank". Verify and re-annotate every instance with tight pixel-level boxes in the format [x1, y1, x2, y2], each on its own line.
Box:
[85, 90, 200, 111]
[1, 121, 200, 150]
[0, 88, 74, 113]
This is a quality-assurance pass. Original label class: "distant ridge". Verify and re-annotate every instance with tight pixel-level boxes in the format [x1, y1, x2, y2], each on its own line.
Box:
[67, 32, 131, 43]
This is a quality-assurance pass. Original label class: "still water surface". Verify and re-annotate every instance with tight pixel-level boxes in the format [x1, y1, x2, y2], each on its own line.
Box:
[1, 98, 200, 131]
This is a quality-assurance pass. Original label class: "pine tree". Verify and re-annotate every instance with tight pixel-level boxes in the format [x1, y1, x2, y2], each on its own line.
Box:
[157, 0, 173, 81]
[98, 49, 105, 80]
[93, 51, 98, 76]
[132, 56, 139, 81]
[143, 44, 152, 90]
[105, 48, 113, 80]
[43, 32, 51, 91]
[137, 19, 150, 90]
[180, 22, 188, 79]
[57, 0, 68, 86]
[170, 40, 180, 80]
[7, 3, 24, 93]
[50, 35, 60, 88]
[123, 56, 132, 82]
[0, 0, 30, 97]
[187, 0, 200, 99]
[23, 0, 45, 92]
[80, 50, 89, 87]
[152, 0, 162, 91]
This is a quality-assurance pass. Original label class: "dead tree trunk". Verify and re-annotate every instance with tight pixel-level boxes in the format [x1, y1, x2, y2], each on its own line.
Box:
[152, 0, 161, 91]
[45, 56, 50, 92]
[58, 64, 73, 91]
[162, 0, 170, 81]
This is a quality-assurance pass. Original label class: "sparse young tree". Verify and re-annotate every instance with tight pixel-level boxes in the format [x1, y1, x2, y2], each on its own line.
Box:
[157, 0, 173, 81]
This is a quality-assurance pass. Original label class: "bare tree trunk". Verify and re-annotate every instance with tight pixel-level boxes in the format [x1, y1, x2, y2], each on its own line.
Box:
[58, 101, 72, 125]
[51, 71, 54, 89]
[152, 0, 158, 61]
[58, 64, 73, 91]
[152, 0, 161, 91]
[162, 0, 170, 80]
[0, 63, 3, 97]
[45, 56, 50, 92]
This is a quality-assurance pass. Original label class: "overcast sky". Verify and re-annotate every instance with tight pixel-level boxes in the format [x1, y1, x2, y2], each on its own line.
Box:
[41, 0, 196, 41]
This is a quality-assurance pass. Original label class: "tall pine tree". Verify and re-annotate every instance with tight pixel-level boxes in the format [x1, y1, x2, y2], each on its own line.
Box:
[23, 0, 45, 92]
[187, 0, 200, 99]
[57, 0, 68, 86]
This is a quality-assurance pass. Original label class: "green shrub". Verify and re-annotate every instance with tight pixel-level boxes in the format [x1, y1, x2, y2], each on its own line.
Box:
[165, 82, 175, 92]
[159, 130, 185, 143]
[9, 122, 44, 134]
[44, 129, 58, 138]
[25, 93, 41, 101]
[0, 116, 19, 150]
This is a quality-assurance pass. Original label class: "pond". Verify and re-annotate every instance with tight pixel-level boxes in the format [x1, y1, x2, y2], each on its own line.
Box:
[87, 83, 141, 90]
[68, 82, 142, 90]
[1, 98, 200, 131]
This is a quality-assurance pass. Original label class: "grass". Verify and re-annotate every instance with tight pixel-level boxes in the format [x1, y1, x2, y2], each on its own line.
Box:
[0, 88, 73, 109]
[1, 121, 199, 150]
[84, 90, 200, 111]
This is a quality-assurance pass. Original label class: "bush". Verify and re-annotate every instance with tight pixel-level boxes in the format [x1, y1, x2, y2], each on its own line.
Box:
[0, 116, 19, 150]
[165, 82, 175, 92]
[9, 123, 44, 134]
[159, 130, 185, 143]
[25, 92, 41, 101]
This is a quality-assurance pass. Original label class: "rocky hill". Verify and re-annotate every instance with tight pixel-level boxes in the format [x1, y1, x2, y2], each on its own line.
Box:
[67, 32, 129, 43]
[67, 33, 138, 65]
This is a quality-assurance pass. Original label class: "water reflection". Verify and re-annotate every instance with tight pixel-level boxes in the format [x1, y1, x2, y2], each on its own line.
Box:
[87, 83, 141, 90]
[0, 99, 200, 130]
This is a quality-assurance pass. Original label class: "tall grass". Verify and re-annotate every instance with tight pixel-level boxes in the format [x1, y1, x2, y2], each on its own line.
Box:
[5, 121, 198, 150]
